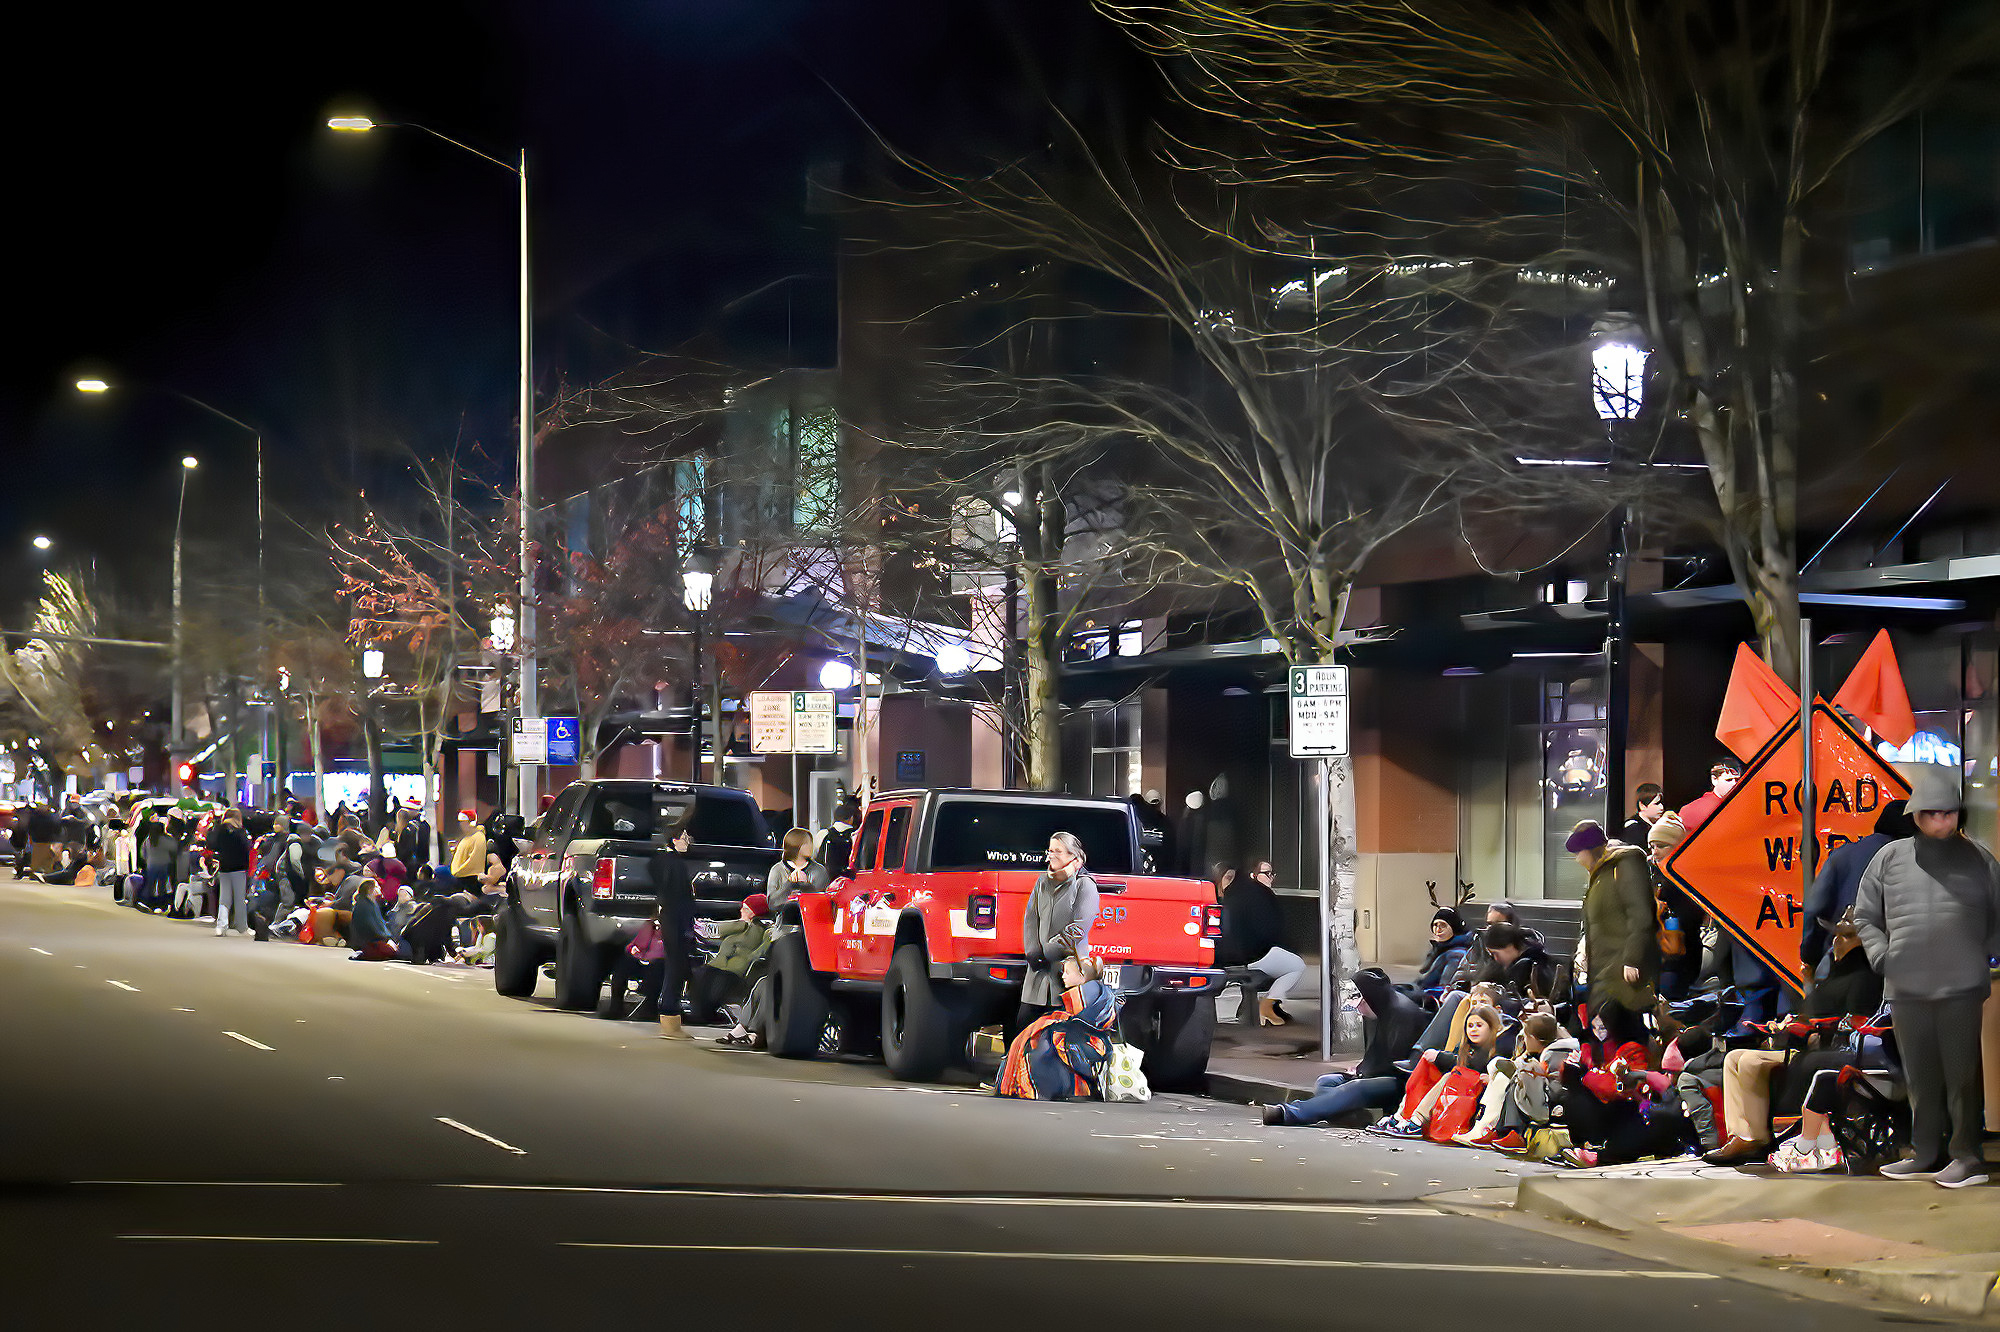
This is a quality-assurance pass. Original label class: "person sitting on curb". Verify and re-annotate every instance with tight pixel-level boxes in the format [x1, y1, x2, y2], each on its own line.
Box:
[347, 876, 407, 962]
[1262, 968, 1429, 1126]
[1411, 907, 1474, 995]
[995, 951, 1119, 1101]
[1369, 1004, 1503, 1138]
[688, 893, 773, 1025]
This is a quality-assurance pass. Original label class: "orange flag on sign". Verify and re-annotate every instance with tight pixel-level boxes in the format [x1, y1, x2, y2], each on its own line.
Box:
[1832, 629, 1918, 747]
[1715, 643, 1801, 761]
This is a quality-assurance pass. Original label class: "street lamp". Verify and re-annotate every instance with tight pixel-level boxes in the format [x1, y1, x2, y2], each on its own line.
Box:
[328, 112, 537, 817]
[75, 379, 109, 394]
[362, 648, 385, 679]
[1590, 317, 1647, 833]
[30, 535, 51, 551]
[683, 548, 719, 784]
[934, 642, 972, 677]
[172, 454, 199, 794]
[818, 660, 857, 691]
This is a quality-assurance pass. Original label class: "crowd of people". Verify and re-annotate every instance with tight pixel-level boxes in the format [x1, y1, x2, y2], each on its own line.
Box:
[1256, 761, 1999, 1191]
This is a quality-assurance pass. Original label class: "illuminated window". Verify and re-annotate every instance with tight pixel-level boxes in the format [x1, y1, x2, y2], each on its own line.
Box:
[794, 407, 841, 532]
[676, 456, 708, 547]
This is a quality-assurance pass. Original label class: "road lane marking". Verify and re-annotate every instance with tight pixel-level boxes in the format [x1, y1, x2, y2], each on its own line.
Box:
[560, 1242, 1715, 1278]
[106, 980, 140, 992]
[78, 1181, 342, 1188]
[120, 1235, 433, 1245]
[1092, 1134, 1260, 1143]
[436, 1117, 528, 1155]
[28, 946, 52, 955]
[223, 1031, 274, 1051]
[447, 1184, 1440, 1216]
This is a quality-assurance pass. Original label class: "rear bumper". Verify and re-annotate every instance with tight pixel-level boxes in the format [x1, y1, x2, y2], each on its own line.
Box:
[943, 958, 1224, 998]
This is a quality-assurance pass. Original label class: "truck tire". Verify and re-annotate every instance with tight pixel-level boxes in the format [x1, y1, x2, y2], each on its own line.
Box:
[553, 917, 607, 1011]
[1138, 993, 1216, 1093]
[881, 943, 956, 1082]
[493, 908, 538, 998]
[766, 930, 832, 1059]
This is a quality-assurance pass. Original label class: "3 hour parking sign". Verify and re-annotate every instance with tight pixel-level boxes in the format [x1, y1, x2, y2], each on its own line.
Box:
[1288, 665, 1349, 759]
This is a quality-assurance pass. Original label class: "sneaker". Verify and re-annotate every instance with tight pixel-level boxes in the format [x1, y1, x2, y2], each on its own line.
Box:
[1933, 1159, 1990, 1189]
[1452, 1128, 1497, 1148]
[1489, 1129, 1529, 1155]
[1260, 1104, 1288, 1127]
[1385, 1118, 1424, 1138]
[1557, 1147, 1598, 1168]
[1879, 1156, 1947, 1180]
[1770, 1139, 1823, 1173]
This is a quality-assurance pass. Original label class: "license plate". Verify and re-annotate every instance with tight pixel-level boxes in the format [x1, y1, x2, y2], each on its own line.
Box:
[1102, 965, 1122, 990]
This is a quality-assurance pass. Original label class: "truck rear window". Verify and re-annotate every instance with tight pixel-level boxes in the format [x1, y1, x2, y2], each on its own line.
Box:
[928, 803, 1133, 874]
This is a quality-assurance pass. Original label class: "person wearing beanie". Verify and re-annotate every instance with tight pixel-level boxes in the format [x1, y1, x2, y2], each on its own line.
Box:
[1643, 813, 1705, 1001]
[1413, 906, 1473, 993]
[1569, 819, 1659, 1043]
[687, 892, 775, 1026]
[1855, 765, 2000, 1188]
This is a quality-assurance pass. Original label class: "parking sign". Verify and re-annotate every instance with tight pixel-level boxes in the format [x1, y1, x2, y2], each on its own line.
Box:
[1288, 665, 1349, 758]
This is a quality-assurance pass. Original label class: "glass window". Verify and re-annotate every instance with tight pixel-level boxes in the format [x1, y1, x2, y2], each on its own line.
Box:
[794, 408, 841, 532]
[689, 793, 770, 848]
[882, 806, 911, 870]
[854, 810, 884, 872]
[928, 800, 1134, 874]
[539, 786, 585, 846]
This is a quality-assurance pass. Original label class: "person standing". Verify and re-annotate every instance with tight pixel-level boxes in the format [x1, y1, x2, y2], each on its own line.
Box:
[1855, 767, 2000, 1189]
[1012, 831, 1100, 1046]
[1621, 783, 1665, 848]
[1643, 813, 1706, 1001]
[1677, 761, 1742, 834]
[815, 800, 858, 878]
[1568, 820, 1659, 1044]
[765, 828, 828, 915]
[206, 807, 253, 936]
[650, 824, 697, 1040]
[447, 812, 486, 894]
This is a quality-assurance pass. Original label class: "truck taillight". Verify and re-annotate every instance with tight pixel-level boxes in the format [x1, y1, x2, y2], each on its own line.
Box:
[967, 893, 996, 931]
[592, 857, 616, 899]
[1201, 904, 1223, 937]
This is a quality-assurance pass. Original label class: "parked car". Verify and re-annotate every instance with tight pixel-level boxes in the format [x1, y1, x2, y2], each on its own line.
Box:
[768, 788, 1226, 1089]
[493, 779, 781, 1010]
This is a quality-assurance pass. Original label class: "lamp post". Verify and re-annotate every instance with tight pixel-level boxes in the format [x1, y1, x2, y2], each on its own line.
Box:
[76, 379, 270, 803]
[682, 548, 717, 785]
[172, 454, 198, 794]
[329, 115, 537, 817]
[1590, 320, 1647, 833]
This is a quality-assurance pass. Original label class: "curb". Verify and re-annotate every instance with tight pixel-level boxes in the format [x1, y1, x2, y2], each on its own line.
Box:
[1514, 1175, 1999, 1318]
[1201, 1071, 1303, 1106]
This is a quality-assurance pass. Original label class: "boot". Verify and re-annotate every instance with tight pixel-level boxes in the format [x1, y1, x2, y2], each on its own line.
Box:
[1258, 997, 1287, 1027]
[658, 1015, 690, 1040]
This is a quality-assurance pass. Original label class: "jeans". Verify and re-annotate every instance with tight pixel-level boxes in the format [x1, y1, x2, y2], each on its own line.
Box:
[140, 866, 169, 907]
[214, 870, 249, 934]
[1416, 992, 1467, 1050]
[1280, 1074, 1403, 1125]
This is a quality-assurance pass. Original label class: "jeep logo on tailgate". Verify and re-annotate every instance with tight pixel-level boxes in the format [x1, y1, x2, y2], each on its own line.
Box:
[1099, 903, 1127, 925]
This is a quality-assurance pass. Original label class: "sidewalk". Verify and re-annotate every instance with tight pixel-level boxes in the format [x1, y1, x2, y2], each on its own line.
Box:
[1201, 959, 1410, 1105]
[1509, 1152, 2000, 1316]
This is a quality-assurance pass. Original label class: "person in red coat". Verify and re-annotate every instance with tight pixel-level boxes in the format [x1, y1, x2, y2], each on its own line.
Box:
[1677, 760, 1742, 833]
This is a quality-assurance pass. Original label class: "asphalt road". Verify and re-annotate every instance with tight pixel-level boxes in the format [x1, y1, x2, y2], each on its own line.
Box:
[0, 882, 1933, 1329]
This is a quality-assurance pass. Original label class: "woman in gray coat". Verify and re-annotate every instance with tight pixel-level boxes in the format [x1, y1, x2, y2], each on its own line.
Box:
[1013, 831, 1100, 1043]
[1855, 765, 2000, 1188]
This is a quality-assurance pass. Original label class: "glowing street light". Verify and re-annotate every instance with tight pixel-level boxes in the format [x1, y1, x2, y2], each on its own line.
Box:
[75, 379, 109, 393]
[327, 116, 377, 132]
[489, 608, 515, 653]
[182, 455, 199, 470]
[31, 535, 52, 551]
[362, 648, 385, 679]
[819, 660, 857, 691]
[934, 643, 972, 676]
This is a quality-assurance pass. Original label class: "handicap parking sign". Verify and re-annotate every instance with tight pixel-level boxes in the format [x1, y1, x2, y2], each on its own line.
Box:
[545, 716, 580, 766]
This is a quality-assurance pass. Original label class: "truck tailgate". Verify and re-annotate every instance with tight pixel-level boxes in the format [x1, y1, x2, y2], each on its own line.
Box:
[989, 872, 1216, 967]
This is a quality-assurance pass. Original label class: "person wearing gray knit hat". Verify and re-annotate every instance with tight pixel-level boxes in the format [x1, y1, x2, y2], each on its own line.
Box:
[1856, 763, 2000, 1188]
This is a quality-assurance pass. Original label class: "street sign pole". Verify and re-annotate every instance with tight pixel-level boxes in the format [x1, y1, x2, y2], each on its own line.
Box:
[1316, 756, 1332, 1062]
[1288, 663, 1350, 1063]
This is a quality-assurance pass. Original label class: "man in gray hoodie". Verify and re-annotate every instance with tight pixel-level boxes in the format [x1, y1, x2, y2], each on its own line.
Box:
[1855, 764, 2000, 1188]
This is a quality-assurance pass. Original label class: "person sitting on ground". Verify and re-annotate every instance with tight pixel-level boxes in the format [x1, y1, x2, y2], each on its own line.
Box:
[764, 828, 828, 916]
[1705, 1006, 1897, 1166]
[1458, 1011, 1566, 1147]
[604, 910, 667, 1021]
[307, 847, 364, 946]
[1412, 907, 1474, 994]
[688, 893, 773, 1025]
[347, 875, 407, 962]
[1481, 1012, 1579, 1154]
[1219, 858, 1306, 1026]
[995, 951, 1120, 1101]
[1765, 1008, 1901, 1174]
[1670, 1025, 1728, 1154]
[1476, 922, 1556, 1006]
[1448, 901, 1540, 991]
[1371, 1003, 1503, 1137]
[1264, 968, 1431, 1126]
[1556, 1008, 1667, 1167]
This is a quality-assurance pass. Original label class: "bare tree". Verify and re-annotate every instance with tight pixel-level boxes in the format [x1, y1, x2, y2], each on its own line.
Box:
[1103, 0, 2000, 685]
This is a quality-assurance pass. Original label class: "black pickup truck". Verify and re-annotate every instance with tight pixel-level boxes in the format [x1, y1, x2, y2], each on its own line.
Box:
[492, 779, 781, 1010]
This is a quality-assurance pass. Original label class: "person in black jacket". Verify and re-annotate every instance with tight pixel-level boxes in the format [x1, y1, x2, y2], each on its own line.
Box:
[1476, 923, 1557, 1004]
[650, 824, 696, 1040]
[206, 808, 254, 936]
[1218, 859, 1305, 1026]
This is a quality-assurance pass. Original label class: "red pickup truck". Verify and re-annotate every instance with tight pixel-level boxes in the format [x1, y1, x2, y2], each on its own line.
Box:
[765, 788, 1225, 1089]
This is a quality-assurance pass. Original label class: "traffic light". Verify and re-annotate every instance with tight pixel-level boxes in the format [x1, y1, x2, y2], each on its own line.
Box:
[178, 762, 197, 788]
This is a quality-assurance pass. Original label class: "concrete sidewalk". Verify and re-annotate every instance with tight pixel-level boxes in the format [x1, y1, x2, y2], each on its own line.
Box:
[1510, 1154, 2000, 1316]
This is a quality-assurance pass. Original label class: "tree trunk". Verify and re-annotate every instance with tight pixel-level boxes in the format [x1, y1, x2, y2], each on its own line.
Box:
[1022, 559, 1061, 792]
[1325, 752, 1361, 1046]
[305, 695, 328, 827]
[363, 707, 387, 829]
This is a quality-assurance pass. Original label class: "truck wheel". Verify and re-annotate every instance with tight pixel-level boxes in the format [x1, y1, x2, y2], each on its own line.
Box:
[493, 908, 538, 998]
[553, 918, 606, 1011]
[1140, 993, 1216, 1092]
[881, 944, 956, 1082]
[767, 931, 831, 1059]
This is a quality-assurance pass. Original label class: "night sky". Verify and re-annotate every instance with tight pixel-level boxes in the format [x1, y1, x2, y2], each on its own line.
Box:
[5, 0, 1118, 627]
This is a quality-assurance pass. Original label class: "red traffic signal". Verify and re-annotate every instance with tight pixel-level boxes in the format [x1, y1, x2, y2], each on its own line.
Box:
[177, 762, 197, 786]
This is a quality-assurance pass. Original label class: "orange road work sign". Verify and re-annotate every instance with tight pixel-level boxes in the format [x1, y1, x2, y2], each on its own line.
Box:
[1660, 702, 1910, 992]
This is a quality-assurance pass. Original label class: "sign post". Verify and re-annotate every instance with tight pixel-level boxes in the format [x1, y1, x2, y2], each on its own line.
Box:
[544, 716, 580, 767]
[1289, 664, 1350, 1061]
[750, 690, 839, 756]
[511, 715, 546, 765]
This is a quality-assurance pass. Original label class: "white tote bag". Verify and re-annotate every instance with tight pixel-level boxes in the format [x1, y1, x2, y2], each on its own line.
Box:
[1103, 1043, 1151, 1103]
